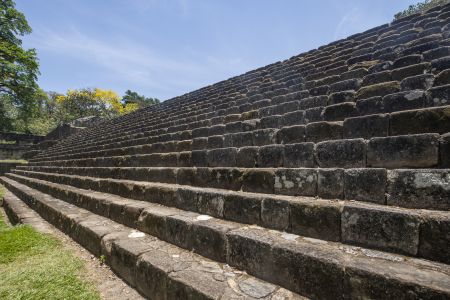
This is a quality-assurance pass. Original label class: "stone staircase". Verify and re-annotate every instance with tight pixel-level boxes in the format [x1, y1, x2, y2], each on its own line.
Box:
[2, 3, 450, 299]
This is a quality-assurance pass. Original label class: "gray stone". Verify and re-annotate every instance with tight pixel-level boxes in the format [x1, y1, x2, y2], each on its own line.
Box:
[441, 133, 450, 167]
[261, 197, 290, 231]
[236, 146, 258, 167]
[317, 168, 344, 199]
[389, 106, 450, 136]
[322, 102, 357, 121]
[276, 125, 305, 144]
[342, 203, 421, 255]
[282, 110, 305, 126]
[283, 143, 316, 168]
[367, 134, 439, 168]
[258, 145, 284, 167]
[305, 121, 343, 143]
[356, 96, 384, 116]
[344, 168, 387, 204]
[419, 212, 450, 264]
[315, 139, 366, 168]
[252, 129, 278, 146]
[382, 90, 427, 113]
[387, 169, 450, 210]
[274, 168, 317, 196]
[207, 148, 237, 167]
[242, 169, 275, 194]
[343, 114, 389, 139]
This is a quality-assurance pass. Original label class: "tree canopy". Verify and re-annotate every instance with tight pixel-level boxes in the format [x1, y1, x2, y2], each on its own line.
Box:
[122, 89, 160, 108]
[0, 0, 40, 130]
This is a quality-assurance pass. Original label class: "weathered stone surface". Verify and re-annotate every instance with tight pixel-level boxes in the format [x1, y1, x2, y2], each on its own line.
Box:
[274, 168, 317, 196]
[434, 69, 450, 86]
[207, 148, 237, 167]
[242, 169, 275, 194]
[382, 90, 427, 112]
[283, 143, 316, 168]
[367, 134, 439, 168]
[191, 150, 207, 167]
[261, 197, 290, 231]
[419, 212, 450, 264]
[197, 190, 224, 218]
[342, 203, 421, 255]
[258, 145, 284, 167]
[343, 114, 389, 139]
[344, 168, 387, 204]
[387, 169, 450, 210]
[389, 106, 450, 135]
[236, 146, 258, 167]
[356, 81, 400, 100]
[428, 84, 450, 106]
[252, 129, 278, 146]
[305, 121, 343, 142]
[282, 110, 305, 126]
[441, 133, 450, 167]
[328, 91, 355, 105]
[276, 125, 305, 144]
[317, 168, 344, 199]
[322, 102, 357, 121]
[400, 74, 435, 90]
[315, 139, 366, 168]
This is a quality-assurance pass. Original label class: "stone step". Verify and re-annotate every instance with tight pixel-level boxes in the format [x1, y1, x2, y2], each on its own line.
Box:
[29, 134, 447, 170]
[6, 171, 450, 264]
[32, 101, 450, 163]
[0, 178, 304, 300]
[2, 176, 450, 299]
[13, 167, 450, 210]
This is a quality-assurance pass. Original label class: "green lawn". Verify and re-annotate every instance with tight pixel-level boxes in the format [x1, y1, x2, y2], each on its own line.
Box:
[0, 185, 100, 300]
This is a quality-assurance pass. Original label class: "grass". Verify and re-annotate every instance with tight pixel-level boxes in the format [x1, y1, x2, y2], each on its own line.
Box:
[0, 188, 101, 300]
[0, 160, 28, 164]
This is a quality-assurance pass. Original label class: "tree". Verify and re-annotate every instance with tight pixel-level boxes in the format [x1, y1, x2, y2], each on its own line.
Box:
[122, 89, 160, 108]
[55, 88, 138, 123]
[394, 0, 449, 19]
[0, 0, 40, 130]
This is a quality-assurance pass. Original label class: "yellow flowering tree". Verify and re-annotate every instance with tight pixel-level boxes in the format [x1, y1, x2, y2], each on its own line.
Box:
[55, 88, 138, 122]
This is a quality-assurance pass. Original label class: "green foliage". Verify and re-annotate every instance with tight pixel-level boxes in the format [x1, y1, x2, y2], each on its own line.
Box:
[394, 0, 449, 19]
[0, 212, 100, 299]
[122, 89, 160, 108]
[0, 0, 40, 131]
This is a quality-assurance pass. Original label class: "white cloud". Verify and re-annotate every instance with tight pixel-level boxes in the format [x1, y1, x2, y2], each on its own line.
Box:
[29, 27, 249, 99]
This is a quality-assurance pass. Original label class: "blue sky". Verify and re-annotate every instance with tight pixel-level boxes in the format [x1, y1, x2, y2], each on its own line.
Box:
[17, 0, 419, 101]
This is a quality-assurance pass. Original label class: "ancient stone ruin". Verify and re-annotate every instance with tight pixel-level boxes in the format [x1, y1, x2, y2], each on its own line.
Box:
[1, 3, 450, 299]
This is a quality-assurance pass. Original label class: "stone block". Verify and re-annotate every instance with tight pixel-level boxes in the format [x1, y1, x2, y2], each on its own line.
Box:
[260, 116, 281, 129]
[191, 150, 208, 167]
[225, 121, 243, 133]
[298, 96, 328, 110]
[389, 106, 450, 135]
[342, 203, 421, 255]
[283, 143, 316, 168]
[427, 84, 450, 107]
[382, 90, 426, 113]
[343, 114, 389, 139]
[329, 79, 361, 93]
[289, 199, 342, 242]
[258, 145, 284, 167]
[322, 102, 357, 121]
[236, 146, 258, 167]
[261, 197, 290, 231]
[177, 151, 192, 167]
[356, 81, 400, 100]
[431, 56, 450, 73]
[315, 139, 366, 168]
[400, 74, 435, 90]
[367, 134, 439, 168]
[441, 133, 450, 167]
[434, 69, 450, 86]
[223, 194, 262, 225]
[207, 135, 224, 149]
[356, 96, 384, 115]
[192, 138, 207, 150]
[393, 54, 422, 69]
[252, 129, 277, 146]
[305, 121, 343, 143]
[328, 91, 356, 105]
[207, 148, 237, 167]
[317, 168, 344, 199]
[229, 132, 253, 148]
[387, 169, 450, 210]
[197, 190, 224, 218]
[276, 125, 305, 144]
[242, 169, 275, 194]
[391, 63, 430, 81]
[361, 71, 392, 86]
[282, 110, 305, 126]
[344, 168, 387, 204]
[419, 212, 450, 264]
[274, 168, 317, 196]
[208, 125, 225, 136]
[304, 107, 324, 123]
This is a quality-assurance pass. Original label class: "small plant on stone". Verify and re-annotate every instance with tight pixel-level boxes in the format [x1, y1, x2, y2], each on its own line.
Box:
[99, 255, 106, 265]
[394, 0, 449, 20]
